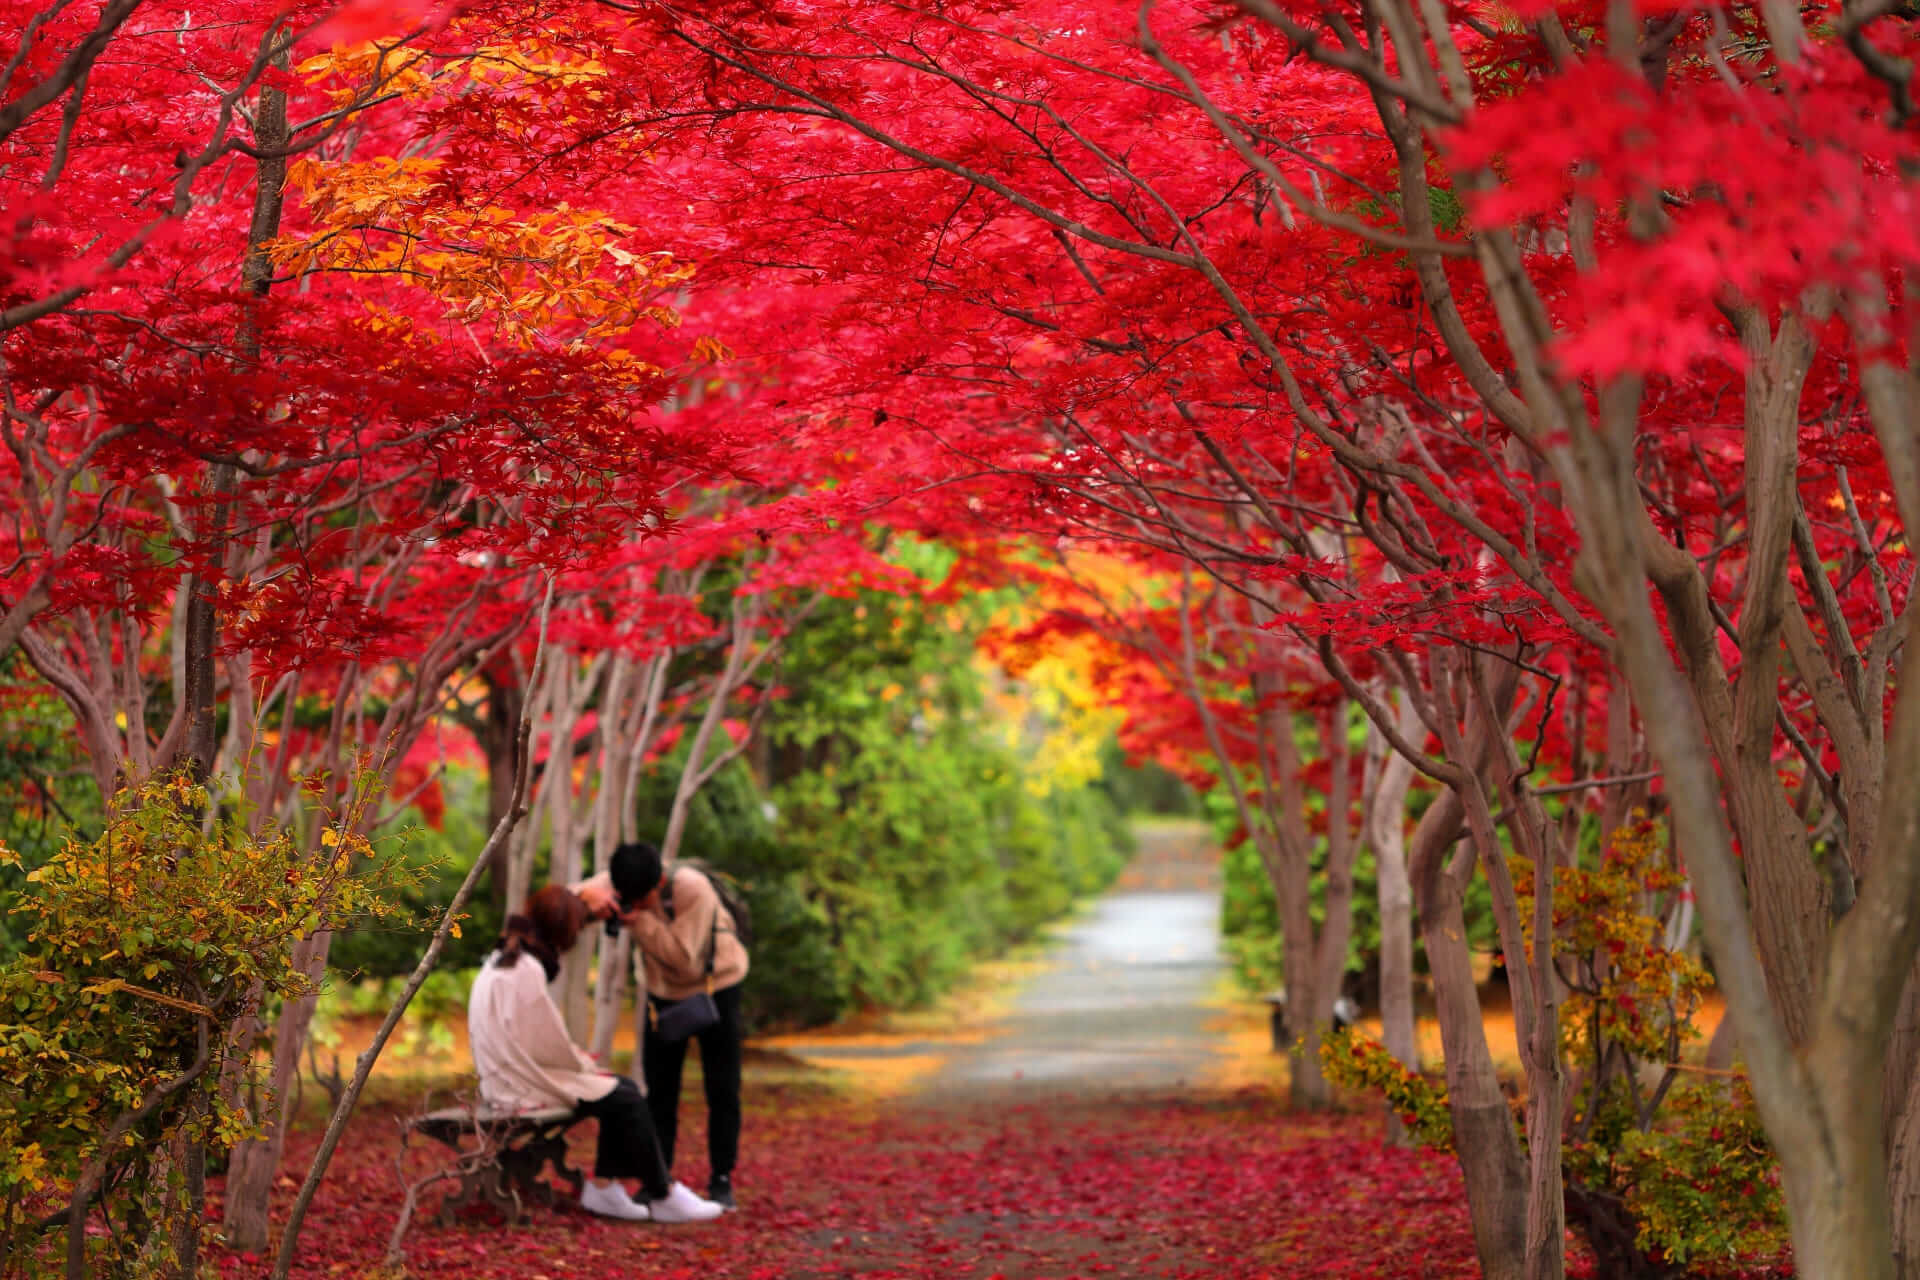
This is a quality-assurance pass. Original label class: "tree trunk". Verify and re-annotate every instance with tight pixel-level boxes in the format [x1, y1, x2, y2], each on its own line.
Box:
[167, 1113, 207, 1280]
[1888, 964, 1920, 1278]
[505, 669, 557, 913]
[590, 929, 634, 1061]
[1563, 1182, 1681, 1280]
[544, 661, 593, 1038]
[1788, 1050, 1896, 1280]
[1412, 794, 1528, 1280]
[221, 929, 329, 1254]
[175, 53, 288, 783]
[1704, 1012, 1738, 1074]
[1471, 666, 1567, 1280]
[590, 654, 667, 1060]
[1365, 693, 1424, 1142]
[1297, 706, 1360, 1110]
[1890, 1070, 1920, 1280]
[190, 53, 293, 1262]
[1520, 827, 1566, 1280]
[1282, 912, 1332, 1109]
[478, 667, 524, 913]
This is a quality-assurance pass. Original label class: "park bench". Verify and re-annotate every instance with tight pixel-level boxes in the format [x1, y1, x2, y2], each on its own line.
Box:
[408, 1105, 586, 1226]
[1264, 990, 1361, 1049]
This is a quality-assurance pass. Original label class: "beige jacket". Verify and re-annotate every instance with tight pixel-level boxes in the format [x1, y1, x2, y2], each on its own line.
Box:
[633, 865, 749, 1002]
[467, 950, 617, 1111]
[572, 865, 749, 1002]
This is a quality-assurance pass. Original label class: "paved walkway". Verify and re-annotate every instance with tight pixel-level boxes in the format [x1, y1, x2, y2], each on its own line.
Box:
[778, 820, 1230, 1099]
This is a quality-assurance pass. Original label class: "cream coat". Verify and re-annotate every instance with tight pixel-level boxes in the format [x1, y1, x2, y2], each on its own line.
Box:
[467, 951, 618, 1111]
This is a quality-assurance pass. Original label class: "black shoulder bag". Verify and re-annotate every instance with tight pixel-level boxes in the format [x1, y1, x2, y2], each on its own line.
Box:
[647, 875, 721, 1042]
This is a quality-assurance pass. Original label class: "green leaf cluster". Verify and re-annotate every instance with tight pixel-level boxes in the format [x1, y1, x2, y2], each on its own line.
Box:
[1320, 1025, 1453, 1150]
[1566, 1080, 1787, 1274]
[0, 771, 408, 1276]
[763, 586, 1129, 1013]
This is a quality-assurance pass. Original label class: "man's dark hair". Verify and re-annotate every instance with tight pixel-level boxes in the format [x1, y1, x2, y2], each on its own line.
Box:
[610, 840, 665, 905]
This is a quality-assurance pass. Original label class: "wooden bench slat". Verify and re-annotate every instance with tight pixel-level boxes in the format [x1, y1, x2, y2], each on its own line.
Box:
[414, 1106, 576, 1128]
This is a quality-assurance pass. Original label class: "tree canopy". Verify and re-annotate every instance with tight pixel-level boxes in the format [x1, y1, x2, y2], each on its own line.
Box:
[3, 0, 1918, 1277]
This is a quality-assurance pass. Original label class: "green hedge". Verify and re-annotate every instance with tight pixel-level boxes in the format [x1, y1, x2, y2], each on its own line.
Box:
[325, 768, 507, 980]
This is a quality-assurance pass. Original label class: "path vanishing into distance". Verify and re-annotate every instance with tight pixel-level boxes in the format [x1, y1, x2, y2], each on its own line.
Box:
[931, 819, 1229, 1097]
[773, 819, 1237, 1100]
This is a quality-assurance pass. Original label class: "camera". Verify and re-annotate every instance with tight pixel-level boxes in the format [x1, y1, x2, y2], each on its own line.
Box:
[603, 892, 628, 937]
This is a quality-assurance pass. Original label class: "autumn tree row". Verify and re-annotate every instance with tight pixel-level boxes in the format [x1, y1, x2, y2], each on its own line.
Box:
[506, 1, 1909, 1277]
[6, 1, 1919, 1279]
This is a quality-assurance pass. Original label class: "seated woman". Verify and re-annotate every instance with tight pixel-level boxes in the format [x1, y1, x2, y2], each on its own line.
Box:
[467, 884, 723, 1224]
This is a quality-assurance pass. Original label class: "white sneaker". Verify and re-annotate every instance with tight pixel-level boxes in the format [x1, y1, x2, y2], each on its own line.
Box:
[580, 1180, 650, 1221]
[647, 1181, 724, 1224]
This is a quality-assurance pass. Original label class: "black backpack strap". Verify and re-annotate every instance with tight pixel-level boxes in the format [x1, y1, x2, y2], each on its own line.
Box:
[669, 864, 718, 984]
[697, 869, 718, 988]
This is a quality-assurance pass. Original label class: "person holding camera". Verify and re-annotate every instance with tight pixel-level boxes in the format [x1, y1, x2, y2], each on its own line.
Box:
[467, 884, 724, 1224]
[592, 841, 747, 1211]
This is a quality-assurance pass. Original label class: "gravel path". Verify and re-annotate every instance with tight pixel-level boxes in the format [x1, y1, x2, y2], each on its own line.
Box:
[776, 820, 1231, 1101]
[923, 820, 1225, 1098]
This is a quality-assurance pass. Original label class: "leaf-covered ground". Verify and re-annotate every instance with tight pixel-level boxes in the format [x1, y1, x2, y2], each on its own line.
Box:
[211, 1068, 1491, 1280]
[207, 821, 1788, 1280]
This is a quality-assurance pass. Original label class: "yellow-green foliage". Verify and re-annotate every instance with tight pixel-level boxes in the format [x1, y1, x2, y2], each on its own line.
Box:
[1622, 1081, 1785, 1268]
[1518, 817, 1712, 1065]
[1320, 1026, 1453, 1150]
[0, 771, 405, 1275]
[1570, 1079, 1787, 1272]
[1331, 817, 1786, 1273]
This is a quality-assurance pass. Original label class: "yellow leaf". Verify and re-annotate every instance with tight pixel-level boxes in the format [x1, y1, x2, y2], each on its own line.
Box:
[321, 828, 340, 848]
[450, 923, 462, 939]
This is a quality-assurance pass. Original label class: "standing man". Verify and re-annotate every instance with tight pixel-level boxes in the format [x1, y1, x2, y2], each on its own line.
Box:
[605, 840, 748, 1211]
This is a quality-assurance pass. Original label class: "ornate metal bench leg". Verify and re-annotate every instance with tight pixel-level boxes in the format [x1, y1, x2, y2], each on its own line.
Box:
[439, 1165, 496, 1226]
[498, 1140, 544, 1209]
[486, 1167, 525, 1228]
[495, 1127, 584, 1208]
[528, 1128, 584, 1204]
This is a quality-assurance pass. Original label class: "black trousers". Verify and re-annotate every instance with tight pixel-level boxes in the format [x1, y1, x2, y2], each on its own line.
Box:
[643, 981, 743, 1181]
[573, 1076, 672, 1199]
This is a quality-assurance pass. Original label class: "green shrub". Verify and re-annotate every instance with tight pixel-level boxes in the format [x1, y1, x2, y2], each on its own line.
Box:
[0, 772, 407, 1277]
[0, 669, 104, 964]
[748, 575, 1128, 1023]
[1563, 1078, 1787, 1275]
[1097, 740, 1200, 817]
[325, 767, 505, 980]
